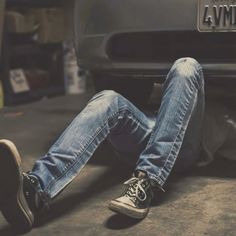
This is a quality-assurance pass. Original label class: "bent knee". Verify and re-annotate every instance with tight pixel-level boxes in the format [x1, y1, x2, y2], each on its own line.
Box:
[170, 57, 203, 87]
[89, 90, 123, 105]
[95, 90, 118, 98]
[174, 57, 201, 72]
[175, 57, 200, 66]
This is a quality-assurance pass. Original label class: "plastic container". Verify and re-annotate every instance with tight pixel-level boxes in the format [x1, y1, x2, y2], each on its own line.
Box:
[64, 41, 86, 94]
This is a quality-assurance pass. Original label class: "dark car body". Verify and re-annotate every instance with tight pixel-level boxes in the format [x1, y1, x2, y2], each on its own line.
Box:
[74, 0, 236, 82]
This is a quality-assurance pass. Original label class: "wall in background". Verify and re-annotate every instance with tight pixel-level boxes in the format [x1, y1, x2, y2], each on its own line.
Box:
[0, 0, 6, 57]
[63, 0, 75, 40]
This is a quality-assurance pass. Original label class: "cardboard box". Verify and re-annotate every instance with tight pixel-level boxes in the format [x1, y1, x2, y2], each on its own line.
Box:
[0, 0, 5, 57]
[32, 8, 66, 44]
[6, 11, 37, 33]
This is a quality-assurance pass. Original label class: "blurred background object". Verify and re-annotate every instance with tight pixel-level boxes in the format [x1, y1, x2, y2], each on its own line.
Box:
[0, 0, 5, 57]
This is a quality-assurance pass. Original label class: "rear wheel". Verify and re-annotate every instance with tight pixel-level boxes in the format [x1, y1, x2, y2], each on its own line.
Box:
[91, 73, 153, 108]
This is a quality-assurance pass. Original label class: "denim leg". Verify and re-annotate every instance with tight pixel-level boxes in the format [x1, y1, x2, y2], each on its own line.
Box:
[136, 57, 205, 187]
[29, 90, 153, 202]
[174, 78, 205, 172]
[107, 112, 155, 166]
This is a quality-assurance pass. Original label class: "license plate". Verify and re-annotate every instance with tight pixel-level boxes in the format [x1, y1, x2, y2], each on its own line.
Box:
[198, 0, 236, 32]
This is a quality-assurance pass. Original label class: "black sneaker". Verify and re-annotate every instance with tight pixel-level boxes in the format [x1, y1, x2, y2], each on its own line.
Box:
[109, 171, 154, 219]
[0, 140, 39, 232]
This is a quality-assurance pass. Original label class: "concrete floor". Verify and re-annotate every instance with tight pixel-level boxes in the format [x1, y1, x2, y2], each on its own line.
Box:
[0, 91, 236, 236]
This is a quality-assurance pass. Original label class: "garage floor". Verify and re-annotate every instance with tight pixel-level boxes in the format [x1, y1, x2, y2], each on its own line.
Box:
[0, 90, 236, 236]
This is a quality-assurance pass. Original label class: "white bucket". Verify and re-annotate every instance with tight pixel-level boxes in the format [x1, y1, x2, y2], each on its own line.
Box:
[64, 43, 86, 94]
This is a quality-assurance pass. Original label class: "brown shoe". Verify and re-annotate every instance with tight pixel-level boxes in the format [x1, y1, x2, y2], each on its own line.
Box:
[0, 140, 34, 232]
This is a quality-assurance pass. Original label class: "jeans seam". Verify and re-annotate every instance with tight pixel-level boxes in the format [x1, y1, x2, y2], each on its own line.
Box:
[44, 123, 108, 196]
[154, 64, 203, 182]
[196, 65, 204, 89]
[43, 105, 145, 195]
[109, 108, 151, 135]
[44, 117, 111, 193]
[156, 88, 198, 181]
[127, 109, 152, 131]
[136, 167, 164, 186]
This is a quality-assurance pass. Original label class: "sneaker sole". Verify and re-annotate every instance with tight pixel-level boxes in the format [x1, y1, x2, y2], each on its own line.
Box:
[109, 199, 149, 219]
[0, 140, 34, 232]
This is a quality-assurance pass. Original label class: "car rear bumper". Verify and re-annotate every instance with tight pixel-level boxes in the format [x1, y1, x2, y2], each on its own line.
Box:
[74, 0, 236, 80]
[82, 61, 236, 80]
[76, 33, 236, 80]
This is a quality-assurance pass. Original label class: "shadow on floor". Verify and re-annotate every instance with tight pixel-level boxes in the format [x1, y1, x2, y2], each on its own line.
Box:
[152, 157, 236, 207]
[190, 157, 236, 179]
[0, 225, 17, 236]
[1, 143, 235, 234]
[105, 214, 142, 230]
[36, 145, 236, 228]
[34, 165, 131, 228]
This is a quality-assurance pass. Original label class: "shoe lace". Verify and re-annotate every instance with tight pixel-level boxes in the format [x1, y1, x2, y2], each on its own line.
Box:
[124, 177, 147, 202]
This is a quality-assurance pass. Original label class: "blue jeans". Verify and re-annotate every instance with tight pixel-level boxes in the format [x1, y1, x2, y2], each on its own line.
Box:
[30, 57, 205, 204]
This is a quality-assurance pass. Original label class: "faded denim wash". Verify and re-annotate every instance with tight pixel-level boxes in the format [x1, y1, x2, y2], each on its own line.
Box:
[30, 57, 205, 203]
